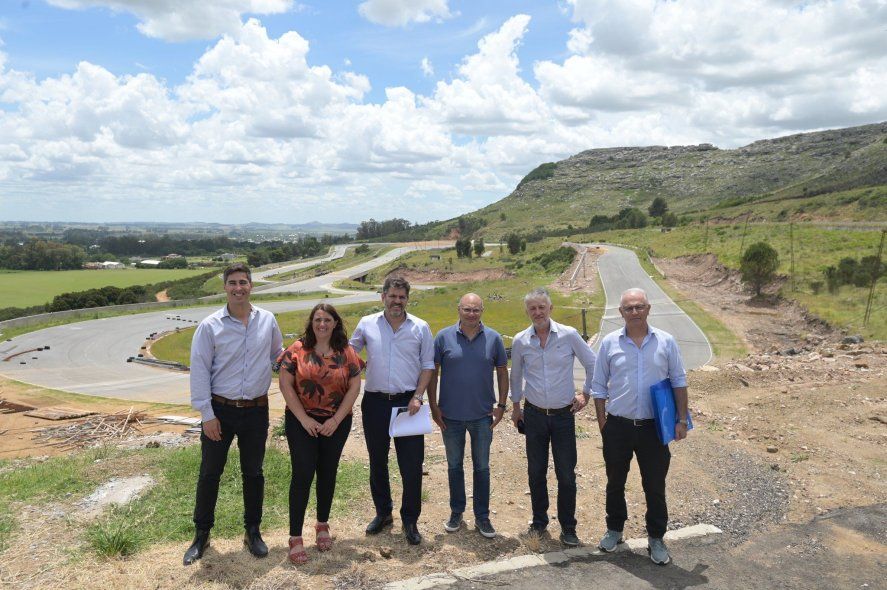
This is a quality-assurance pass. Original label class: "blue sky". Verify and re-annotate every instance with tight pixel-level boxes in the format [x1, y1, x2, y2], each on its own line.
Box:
[0, 0, 885, 225]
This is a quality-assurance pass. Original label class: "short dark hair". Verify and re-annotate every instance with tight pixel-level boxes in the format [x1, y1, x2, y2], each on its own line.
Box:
[301, 303, 349, 351]
[382, 276, 411, 295]
[223, 262, 252, 284]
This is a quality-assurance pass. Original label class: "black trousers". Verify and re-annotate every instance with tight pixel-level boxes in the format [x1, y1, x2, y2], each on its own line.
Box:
[361, 391, 424, 524]
[193, 401, 269, 531]
[602, 416, 671, 538]
[524, 404, 578, 531]
[285, 411, 352, 536]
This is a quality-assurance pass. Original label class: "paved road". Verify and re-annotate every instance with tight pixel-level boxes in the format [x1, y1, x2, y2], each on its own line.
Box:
[0, 293, 379, 405]
[257, 245, 442, 294]
[251, 244, 349, 282]
[588, 244, 712, 369]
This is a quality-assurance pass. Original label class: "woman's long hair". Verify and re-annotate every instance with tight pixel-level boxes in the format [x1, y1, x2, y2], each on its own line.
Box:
[301, 303, 349, 351]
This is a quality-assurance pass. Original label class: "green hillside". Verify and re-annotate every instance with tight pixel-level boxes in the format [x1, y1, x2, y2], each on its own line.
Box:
[395, 122, 886, 240]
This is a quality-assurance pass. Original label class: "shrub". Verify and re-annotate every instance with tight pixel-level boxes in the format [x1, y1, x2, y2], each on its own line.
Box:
[740, 242, 779, 296]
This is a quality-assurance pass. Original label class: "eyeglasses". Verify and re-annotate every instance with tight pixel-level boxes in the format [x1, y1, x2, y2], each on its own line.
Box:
[458, 307, 483, 314]
[621, 305, 648, 313]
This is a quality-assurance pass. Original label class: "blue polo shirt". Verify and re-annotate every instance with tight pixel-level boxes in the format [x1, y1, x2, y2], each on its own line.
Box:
[434, 322, 508, 421]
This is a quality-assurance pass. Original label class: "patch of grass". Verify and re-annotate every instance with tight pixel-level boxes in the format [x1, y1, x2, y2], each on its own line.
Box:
[706, 420, 724, 432]
[274, 245, 394, 281]
[86, 507, 144, 558]
[0, 268, 211, 308]
[0, 509, 12, 551]
[790, 452, 810, 463]
[93, 445, 368, 548]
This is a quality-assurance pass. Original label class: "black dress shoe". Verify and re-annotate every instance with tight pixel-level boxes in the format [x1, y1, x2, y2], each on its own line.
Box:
[183, 530, 210, 566]
[243, 526, 268, 558]
[365, 513, 394, 535]
[404, 522, 422, 545]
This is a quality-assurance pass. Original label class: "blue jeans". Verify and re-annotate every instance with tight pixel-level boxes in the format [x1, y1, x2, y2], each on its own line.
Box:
[524, 405, 577, 531]
[441, 415, 493, 520]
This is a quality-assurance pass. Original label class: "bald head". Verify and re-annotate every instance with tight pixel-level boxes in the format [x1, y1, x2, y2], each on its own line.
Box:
[620, 288, 649, 307]
[457, 292, 484, 330]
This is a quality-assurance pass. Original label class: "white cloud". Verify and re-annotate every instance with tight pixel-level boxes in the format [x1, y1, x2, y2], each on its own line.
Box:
[46, 0, 292, 41]
[358, 0, 453, 27]
[420, 57, 434, 77]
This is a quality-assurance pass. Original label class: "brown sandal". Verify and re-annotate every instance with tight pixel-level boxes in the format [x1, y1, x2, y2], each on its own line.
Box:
[288, 536, 308, 564]
[315, 523, 332, 552]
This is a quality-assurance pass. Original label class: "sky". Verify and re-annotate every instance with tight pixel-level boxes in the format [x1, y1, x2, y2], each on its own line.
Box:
[0, 0, 885, 225]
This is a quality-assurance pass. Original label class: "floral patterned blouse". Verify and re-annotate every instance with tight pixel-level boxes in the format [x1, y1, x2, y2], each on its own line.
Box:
[279, 340, 364, 418]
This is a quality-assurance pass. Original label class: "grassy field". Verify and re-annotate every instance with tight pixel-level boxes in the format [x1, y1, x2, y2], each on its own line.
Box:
[153, 240, 603, 366]
[576, 223, 886, 339]
[0, 444, 366, 556]
[0, 268, 212, 308]
[271, 245, 394, 282]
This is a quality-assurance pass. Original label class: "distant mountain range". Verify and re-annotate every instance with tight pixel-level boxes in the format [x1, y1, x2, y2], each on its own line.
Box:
[424, 121, 887, 238]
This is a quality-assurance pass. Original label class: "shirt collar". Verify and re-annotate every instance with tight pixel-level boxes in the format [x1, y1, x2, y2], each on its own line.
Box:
[620, 324, 657, 344]
[222, 304, 255, 319]
[529, 319, 558, 340]
[456, 321, 485, 337]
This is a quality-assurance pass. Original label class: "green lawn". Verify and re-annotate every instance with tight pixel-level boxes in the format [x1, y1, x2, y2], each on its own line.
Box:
[0, 268, 211, 308]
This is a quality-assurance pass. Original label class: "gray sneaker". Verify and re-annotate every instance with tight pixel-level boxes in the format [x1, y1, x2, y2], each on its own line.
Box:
[598, 529, 624, 552]
[648, 537, 671, 565]
[444, 512, 464, 533]
[475, 519, 497, 539]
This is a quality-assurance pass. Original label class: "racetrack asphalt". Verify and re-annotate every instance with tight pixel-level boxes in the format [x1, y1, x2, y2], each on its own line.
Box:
[1, 243, 711, 405]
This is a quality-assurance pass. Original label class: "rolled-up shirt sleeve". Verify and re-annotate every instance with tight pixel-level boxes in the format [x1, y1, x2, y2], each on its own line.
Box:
[667, 337, 688, 388]
[190, 323, 216, 422]
[591, 339, 611, 400]
[568, 329, 597, 394]
[509, 338, 524, 403]
[419, 324, 435, 370]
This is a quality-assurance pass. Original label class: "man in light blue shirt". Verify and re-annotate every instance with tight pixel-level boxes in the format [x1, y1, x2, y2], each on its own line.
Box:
[427, 293, 508, 539]
[592, 288, 689, 565]
[184, 263, 283, 566]
[350, 276, 434, 545]
[509, 287, 596, 547]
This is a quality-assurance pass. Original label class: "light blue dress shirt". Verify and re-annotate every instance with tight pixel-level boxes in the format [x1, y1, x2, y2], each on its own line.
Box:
[509, 319, 596, 408]
[591, 326, 688, 420]
[349, 311, 434, 393]
[190, 305, 283, 422]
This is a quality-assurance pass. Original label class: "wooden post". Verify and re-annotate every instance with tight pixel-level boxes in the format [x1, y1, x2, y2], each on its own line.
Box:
[863, 229, 886, 327]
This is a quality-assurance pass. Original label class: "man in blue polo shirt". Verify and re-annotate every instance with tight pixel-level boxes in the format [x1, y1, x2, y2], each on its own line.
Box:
[427, 292, 508, 539]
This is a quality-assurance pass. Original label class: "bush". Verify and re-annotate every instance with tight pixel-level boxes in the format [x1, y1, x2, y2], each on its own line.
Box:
[740, 242, 779, 296]
[648, 197, 668, 218]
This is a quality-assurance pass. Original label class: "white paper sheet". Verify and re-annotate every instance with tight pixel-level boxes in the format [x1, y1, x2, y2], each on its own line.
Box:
[388, 404, 433, 437]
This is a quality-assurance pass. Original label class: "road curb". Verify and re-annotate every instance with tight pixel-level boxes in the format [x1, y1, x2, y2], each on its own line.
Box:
[384, 524, 722, 590]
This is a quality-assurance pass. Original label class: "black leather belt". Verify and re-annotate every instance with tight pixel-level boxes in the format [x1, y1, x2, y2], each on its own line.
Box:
[366, 390, 415, 400]
[525, 401, 572, 415]
[211, 394, 268, 408]
[607, 413, 654, 426]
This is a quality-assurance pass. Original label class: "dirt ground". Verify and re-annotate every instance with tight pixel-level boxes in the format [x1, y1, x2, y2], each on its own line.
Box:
[383, 264, 514, 284]
[1, 253, 884, 589]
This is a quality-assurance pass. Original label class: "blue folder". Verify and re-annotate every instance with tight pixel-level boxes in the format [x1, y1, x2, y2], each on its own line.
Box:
[650, 378, 692, 445]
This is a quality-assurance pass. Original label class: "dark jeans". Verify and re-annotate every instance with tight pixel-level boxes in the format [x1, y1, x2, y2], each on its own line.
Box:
[285, 411, 352, 536]
[602, 416, 671, 538]
[361, 391, 424, 524]
[441, 415, 493, 519]
[193, 401, 269, 531]
[524, 405, 577, 531]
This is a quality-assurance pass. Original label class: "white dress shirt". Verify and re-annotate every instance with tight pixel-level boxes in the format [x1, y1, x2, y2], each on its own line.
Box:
[509, 319, 596, 408]
[349, 311, 434, 393]
[190, 305, 283, 422]
[591, 326, 688, 420]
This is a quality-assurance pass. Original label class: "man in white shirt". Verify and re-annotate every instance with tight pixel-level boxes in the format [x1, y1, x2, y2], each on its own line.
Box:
[350, 277, 434, 545]
[184, 263, 283, 565]
[510, 287, 596, 547]
[592, 288, 689, 565]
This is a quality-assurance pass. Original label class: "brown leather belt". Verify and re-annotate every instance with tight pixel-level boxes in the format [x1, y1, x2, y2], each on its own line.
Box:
[211, 394, 268, 408]
[525, 401, 572, 415]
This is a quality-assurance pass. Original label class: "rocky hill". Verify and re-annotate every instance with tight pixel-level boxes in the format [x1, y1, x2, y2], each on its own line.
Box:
[418, 122, 887, 239]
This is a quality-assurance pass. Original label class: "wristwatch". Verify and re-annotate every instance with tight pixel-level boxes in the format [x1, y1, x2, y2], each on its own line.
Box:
[496, 403, 507, 409]
[677, 418, 688, 426]
[413, 394, 424, 403]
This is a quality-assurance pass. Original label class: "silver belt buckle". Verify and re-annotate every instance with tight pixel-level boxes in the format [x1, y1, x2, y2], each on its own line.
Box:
[234, 399, 246, 408]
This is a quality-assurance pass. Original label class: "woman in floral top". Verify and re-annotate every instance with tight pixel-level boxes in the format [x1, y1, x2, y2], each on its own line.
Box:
[279, 303, 363, 564]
